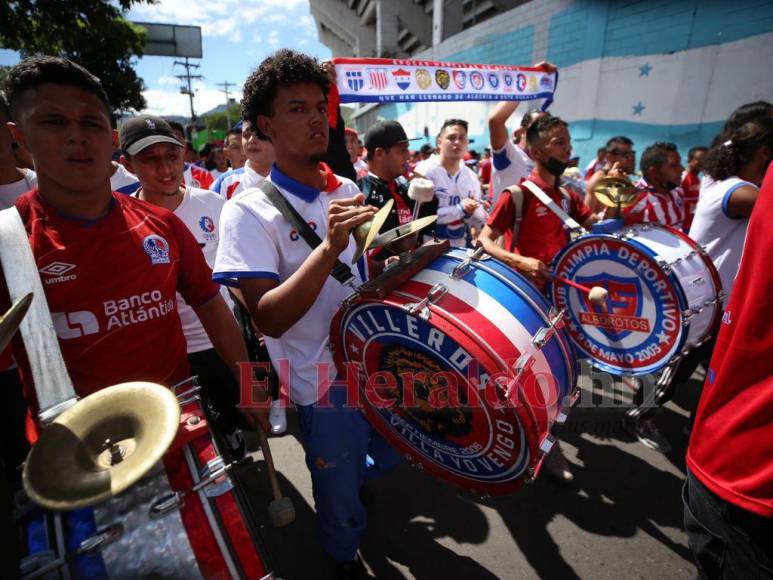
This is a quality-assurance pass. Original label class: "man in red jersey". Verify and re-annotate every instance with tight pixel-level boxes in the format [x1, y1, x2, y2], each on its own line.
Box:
[2, 56, 267, 435]
[679, 145, 707, 232]
[684, 162, 773, 578]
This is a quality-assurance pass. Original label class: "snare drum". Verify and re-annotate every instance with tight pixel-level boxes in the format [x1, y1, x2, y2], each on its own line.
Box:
[18, 379, 273, 580]
[331, 246, 578, 496]
[551, 224, 722, 376]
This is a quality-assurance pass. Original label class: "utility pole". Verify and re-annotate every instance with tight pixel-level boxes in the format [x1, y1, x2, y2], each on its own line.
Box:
[174, 57, 203, 133]
[216, 81, 237, 129]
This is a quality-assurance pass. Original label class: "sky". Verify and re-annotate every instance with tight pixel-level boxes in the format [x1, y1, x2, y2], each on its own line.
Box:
[0, 0, 332, 119]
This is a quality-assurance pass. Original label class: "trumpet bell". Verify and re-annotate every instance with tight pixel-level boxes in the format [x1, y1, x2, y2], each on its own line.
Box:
[23, 381, 181, 511]
[352, 199, 393, 263]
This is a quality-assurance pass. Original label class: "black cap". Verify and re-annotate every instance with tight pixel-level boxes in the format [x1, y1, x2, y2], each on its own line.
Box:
[364, 120, 414, 152]
[120, 115, 182, 156]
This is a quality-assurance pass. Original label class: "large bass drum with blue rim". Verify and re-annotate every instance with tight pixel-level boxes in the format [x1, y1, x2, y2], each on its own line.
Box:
[331, 242, 578, 496]
[550, 223, 722, 376]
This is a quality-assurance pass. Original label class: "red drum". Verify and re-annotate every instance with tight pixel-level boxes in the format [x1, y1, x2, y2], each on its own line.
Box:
[331, 244, 578, 496]
[18, 378, 273, 580]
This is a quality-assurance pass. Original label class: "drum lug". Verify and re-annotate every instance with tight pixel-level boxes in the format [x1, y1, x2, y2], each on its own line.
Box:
[657, 259, 673, 275]
[150, 491, 184, 518]
[532, 309, 566, 349]
[555, 411, 568, 424]
[197, 457, 233, 497]
[506, 353, 535, 400]
[340, 289, 360, 310]
[690, 276, 705, 287]
[450, 246, 485, 279]
[404, 283, 448, 320]
[79, 524, 124, 554]
[539, 434, 556, 455]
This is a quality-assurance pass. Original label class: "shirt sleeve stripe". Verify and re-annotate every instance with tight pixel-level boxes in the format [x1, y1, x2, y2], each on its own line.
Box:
[492, 149, 512, 171]
[721, 181, 753, 220]
[213, 270, 280, 287]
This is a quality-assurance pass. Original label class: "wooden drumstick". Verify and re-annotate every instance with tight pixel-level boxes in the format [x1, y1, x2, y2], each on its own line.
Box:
[255, 425, 295, 527]
[552, 274, 608, 307]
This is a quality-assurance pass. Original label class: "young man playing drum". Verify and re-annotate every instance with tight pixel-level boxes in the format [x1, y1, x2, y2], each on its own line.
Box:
[1, 56, 267, 438]
[478, 115, 597, 482]
[213, 49, 402, 579]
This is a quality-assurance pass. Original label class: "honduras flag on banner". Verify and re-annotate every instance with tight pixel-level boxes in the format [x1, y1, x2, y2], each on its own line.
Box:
[333, 57, 558, 111]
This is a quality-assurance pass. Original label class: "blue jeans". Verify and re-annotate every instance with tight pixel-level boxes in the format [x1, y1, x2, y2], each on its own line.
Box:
[683, 470, 773, 579]
[296, 386, 403, 562]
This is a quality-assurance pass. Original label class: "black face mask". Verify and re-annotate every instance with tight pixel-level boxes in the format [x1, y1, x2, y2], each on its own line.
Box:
[663, 180, 679, 191]
[543, 155, 569, 177]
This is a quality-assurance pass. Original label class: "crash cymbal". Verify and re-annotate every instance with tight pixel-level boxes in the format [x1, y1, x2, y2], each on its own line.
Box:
[0, 293, 32, 353]
[352, 198, 393, 264]
[369, 215, 438, 249]
[591, 176, 640, 208]
[23, 381, 181, 511]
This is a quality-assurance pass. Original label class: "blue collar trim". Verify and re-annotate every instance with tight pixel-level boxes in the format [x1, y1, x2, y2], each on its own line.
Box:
[270, 164, 320, 202]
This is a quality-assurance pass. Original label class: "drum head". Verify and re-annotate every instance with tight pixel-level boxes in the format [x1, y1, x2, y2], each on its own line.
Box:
[551, 233, 688, 375]
[332, 297, 546, 496]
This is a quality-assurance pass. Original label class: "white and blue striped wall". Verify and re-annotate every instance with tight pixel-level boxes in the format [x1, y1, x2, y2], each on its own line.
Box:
[365, 0, 773, 169]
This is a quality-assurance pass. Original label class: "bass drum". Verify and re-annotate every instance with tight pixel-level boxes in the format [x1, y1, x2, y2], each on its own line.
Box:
[331, 246, 578, 496]
[550, 223, 722, 376]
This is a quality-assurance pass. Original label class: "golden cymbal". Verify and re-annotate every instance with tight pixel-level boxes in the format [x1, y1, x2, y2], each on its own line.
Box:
[352, 198, 393, 263]
[0, 293, 32, 353]
[23, 381, 181, 511]
[369, 215, 438, 249]
[591, 176, 641, 208]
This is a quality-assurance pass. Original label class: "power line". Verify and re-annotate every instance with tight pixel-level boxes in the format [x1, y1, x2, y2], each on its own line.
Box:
[216, 81, 237, 129]
[174, 57, 203, 127]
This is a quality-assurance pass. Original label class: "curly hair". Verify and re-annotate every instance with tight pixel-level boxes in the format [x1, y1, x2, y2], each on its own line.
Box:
[525, 115, 568, 146]
[639, 142, 677, 174]
[241, 49, 329, 138]
[711, 101, 773, 147]
[5, 56, 110, 121]
[702, 117, 773, 181]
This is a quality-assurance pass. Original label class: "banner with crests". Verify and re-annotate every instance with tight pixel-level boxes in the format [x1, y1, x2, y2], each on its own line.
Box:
[333, 57, 558, 109]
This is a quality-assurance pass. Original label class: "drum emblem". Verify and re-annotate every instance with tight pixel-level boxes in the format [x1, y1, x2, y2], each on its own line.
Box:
[575, 274, 648, 341]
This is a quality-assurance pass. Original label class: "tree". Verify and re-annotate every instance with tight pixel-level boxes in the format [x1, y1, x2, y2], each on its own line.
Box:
[204, 103, 243, 133]
[0, 0, 154, 113]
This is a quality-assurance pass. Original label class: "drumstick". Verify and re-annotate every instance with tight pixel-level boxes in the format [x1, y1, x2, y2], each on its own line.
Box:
[552, 274, 608, 306]
[255, 425, 296, 527]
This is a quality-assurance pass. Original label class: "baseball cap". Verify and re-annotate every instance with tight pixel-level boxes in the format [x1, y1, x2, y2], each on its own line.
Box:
[364, 120, 416, 152]
[120, 115, 182, 156]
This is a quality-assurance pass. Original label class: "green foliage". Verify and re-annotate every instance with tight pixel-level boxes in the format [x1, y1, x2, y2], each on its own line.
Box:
[0, 0, 154, 113]
[204, 103, 242, 132]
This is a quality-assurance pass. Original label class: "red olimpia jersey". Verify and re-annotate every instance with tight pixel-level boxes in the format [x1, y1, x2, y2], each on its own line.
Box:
[687, 164, 773, 517]
[5, 190, 220, 428]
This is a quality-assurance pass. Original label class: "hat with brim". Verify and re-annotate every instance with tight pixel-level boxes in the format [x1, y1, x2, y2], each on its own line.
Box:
[121, 115, 182, 156]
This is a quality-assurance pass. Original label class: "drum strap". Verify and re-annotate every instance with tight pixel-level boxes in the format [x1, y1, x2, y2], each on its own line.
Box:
[0, 208, 78, 423]
[259, 180, 355, 286]
[521, 180, 587, 235]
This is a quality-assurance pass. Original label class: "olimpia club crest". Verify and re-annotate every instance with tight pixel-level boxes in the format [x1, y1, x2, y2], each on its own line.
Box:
[392, 68, 411, 90]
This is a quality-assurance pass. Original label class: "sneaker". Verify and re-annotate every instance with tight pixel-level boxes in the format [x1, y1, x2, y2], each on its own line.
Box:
[541, 443, 574, 484]
[624, 416, 672, 453]
[336, 553, 367, 580]
[269, 398, 287, 435]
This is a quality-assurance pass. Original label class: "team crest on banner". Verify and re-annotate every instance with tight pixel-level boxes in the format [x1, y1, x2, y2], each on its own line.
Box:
[367, 68, 389, 90]
[415, 69, 432, 90]
[392, 68, 411, 90]
[503, 73, 514, 90]
[528, 75, 539, 92]
[346, 70, 364, 92]
[435, 69, 450, 90]
[470, 71, 484, 90]
[452, 70, 466, 89]
[540, 75, 554, 90]
[487, 72, 499, 89]
[516, 73, 527, 92]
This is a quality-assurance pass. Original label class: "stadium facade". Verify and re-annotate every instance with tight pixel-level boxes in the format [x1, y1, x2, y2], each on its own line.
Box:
[310, 0, 773, 167]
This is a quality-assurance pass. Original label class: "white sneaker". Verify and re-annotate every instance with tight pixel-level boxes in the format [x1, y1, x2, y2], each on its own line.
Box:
[269, 398, 287, 435]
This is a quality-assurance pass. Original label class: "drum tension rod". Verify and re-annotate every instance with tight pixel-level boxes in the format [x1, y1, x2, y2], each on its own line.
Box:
[405, 283, 448, 320]
[451, 246, 485, 279]
[532, 309, 566, 349]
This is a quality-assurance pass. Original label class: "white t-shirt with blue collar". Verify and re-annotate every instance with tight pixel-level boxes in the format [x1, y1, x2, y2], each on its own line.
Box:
[213, 165, 363, 406]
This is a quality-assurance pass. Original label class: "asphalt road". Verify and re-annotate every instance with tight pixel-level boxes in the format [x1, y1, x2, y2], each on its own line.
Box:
[242, 362, 700, 579]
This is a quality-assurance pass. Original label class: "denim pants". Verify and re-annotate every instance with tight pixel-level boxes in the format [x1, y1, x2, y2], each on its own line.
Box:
[296, 386, 404, 562]
[683, 469, 773, 579]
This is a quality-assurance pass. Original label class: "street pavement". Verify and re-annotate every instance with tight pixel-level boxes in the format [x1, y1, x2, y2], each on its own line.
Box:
[242, 363, 700, 579]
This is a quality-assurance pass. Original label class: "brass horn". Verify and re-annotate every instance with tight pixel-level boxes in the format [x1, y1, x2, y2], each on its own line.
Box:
[23, 381, 181, 511]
